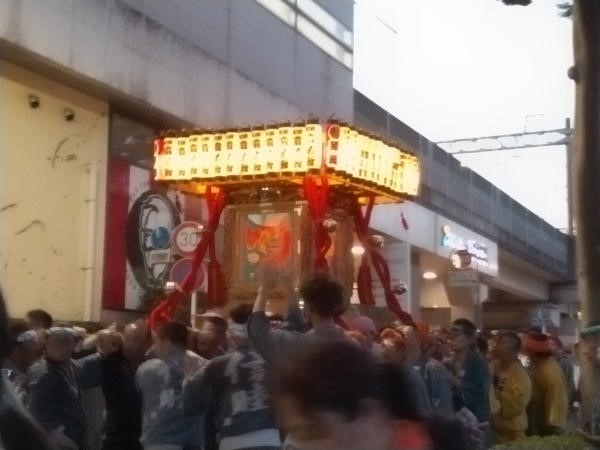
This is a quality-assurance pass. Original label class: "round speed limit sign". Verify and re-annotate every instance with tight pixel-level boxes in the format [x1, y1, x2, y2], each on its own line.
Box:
[171, 221, 203, 257]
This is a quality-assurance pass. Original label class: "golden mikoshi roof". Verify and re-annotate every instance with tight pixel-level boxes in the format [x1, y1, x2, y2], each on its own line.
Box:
[153, 121, 420, 204]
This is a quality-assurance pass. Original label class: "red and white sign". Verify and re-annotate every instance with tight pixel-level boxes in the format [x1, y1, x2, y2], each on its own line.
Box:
[172, 221, 203, 257]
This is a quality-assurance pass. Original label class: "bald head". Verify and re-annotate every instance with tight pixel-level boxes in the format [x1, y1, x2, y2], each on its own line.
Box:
[123, 321, 149, 362]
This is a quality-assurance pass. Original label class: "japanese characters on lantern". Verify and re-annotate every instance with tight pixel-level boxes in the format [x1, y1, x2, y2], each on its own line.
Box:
[188, 132, 201, 179]
[200, 133, 214, 178]
[265, 126, 279, 176]
[161, 137, 176, 180]
[238, 130, 250, 177]
[154, 121, 421, 200]
[338, 125, 355, 178]
[325, 122, 340, 174]
[224, 131, 240, 178]
[174, 136, 188, 179]
[278, 125, 293, 174]
[251, 129, 265, 176]
[213, 132, 224, 178]
[305, 123, 323, 172]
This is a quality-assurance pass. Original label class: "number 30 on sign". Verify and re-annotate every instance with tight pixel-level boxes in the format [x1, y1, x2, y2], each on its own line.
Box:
[172, 221, 203, 257]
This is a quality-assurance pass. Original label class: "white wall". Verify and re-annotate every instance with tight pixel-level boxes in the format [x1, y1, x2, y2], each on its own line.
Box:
[0, 63, 108, 321]
[370, 201, 437, 253]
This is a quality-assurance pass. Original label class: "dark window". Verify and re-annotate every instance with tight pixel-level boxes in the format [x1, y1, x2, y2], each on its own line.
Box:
[109, 111, 158, 169]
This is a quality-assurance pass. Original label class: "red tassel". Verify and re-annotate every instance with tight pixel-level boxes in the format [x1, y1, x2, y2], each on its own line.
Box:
[356, 261, 375, 306]
[303, 174, 332, 273]
[207, 260, 226, 306]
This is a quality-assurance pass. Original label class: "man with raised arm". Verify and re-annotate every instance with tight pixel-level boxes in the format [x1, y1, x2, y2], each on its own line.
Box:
[247, 266, 347, 363]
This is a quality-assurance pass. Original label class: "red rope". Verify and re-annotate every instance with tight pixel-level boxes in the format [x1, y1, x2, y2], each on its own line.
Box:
[353, 197, 414, 326]
[148, 186, 226, 329]
[303, 174, 350, 330]
[354, 197, 376, 306]
[303, 174, 331, 272]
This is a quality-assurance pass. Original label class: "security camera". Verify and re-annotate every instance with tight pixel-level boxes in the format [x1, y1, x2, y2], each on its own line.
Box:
[63, 108, 75, 121]
[28, 95, 40, 109]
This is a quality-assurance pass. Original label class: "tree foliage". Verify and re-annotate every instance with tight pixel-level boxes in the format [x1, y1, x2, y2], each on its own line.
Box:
[558, 2, 573, 18]
[501, 0, 532, 5]
[501, 0, 573, 17]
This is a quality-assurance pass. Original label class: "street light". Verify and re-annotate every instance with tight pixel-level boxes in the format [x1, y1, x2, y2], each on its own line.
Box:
[351, 245, 365, 256]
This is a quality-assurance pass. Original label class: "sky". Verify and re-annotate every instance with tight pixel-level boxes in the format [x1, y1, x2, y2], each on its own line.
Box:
[353, 0, 573, 230]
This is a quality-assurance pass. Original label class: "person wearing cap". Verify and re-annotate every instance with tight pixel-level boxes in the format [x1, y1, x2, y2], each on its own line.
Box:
[2, 322, 39, 399]
[26, 324, 119, 450]
[446, 319, 491, 447]
[489, 331, 532, 444]
[524, 331, 568, 436]
[184, 303, 280, 450]
[576, 323, 600, 448]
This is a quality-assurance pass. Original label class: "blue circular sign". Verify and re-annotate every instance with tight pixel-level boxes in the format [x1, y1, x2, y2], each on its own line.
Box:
[170, 258, 204, 291]
[151, 226, 171, 249]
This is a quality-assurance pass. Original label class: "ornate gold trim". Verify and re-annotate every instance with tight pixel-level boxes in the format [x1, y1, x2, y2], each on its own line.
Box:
[223, 201, 309, 302]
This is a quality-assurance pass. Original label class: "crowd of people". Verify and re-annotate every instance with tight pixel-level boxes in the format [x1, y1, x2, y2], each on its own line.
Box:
[0, 267, 597, 450]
